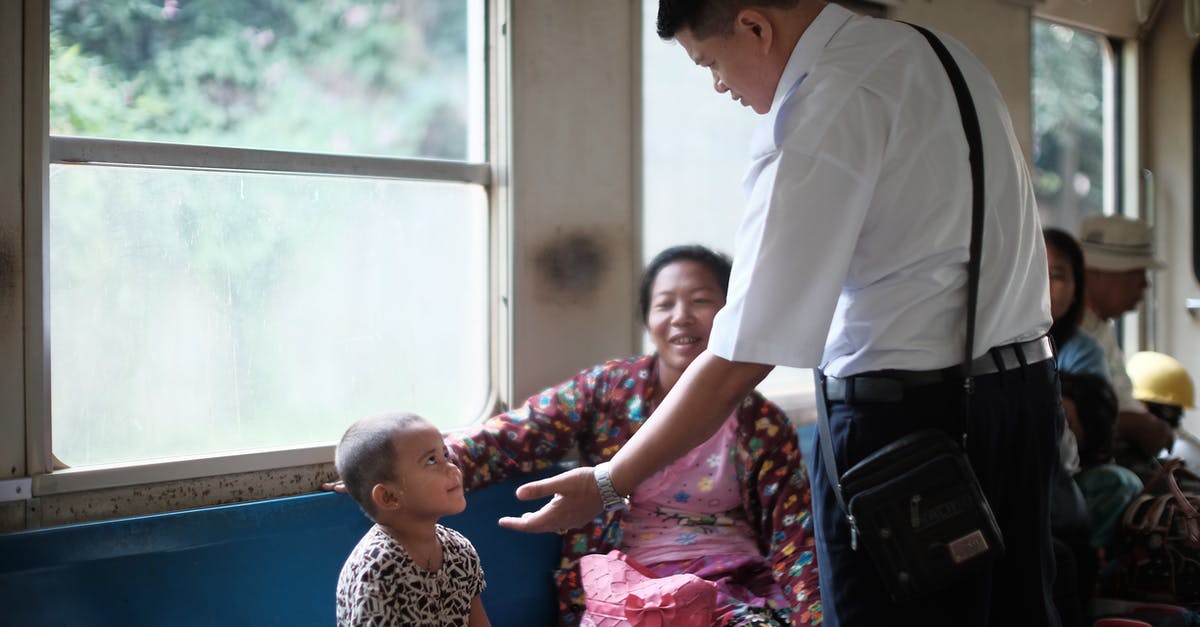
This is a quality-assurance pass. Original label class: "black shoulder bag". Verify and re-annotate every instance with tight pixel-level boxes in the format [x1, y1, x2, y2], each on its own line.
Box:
[813, 24, 1004, 602]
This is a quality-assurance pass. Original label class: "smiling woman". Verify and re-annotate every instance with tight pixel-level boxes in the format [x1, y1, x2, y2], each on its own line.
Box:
[446, 245, 821, 627]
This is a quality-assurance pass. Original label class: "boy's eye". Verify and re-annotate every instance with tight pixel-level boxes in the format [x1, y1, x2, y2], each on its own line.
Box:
[425, 455, 437, 466]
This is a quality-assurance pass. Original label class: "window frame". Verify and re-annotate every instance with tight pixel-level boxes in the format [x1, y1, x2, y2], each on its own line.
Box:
[18, 0, 499, 496]
[3, 0, 642, 530]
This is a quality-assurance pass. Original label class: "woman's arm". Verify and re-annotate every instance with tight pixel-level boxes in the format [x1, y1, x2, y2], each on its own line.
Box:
[499, 351, 772, 532]
[447, 359, 632, 490]
[744, 399, 821, 626]
[467, 595, 490, 627]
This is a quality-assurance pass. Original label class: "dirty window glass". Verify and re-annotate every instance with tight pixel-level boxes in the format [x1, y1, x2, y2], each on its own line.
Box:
[47, 0, 489, 467]
[49, 166, 488, 466]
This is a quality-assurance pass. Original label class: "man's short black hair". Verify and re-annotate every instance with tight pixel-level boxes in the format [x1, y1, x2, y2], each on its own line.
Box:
[334, 412, 425, 519]
[638, 244, 732, 323]
[657, 0, 802, 40]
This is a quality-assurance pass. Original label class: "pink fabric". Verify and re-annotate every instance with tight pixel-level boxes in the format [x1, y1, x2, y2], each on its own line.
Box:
[621, 416, 760, 564]
[643, 553, 794, 622]
[580, 551, 717, 627]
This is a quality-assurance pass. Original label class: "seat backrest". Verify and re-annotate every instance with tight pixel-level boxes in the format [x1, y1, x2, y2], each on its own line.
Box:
[0, 471, 560, 627]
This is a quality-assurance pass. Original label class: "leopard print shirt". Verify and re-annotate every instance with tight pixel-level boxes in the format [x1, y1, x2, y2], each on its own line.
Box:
[336, 523, 485, 626]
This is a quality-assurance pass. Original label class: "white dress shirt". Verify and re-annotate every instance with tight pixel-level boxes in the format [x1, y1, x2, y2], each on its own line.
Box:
[708, 4, 1051, 376]
[1078, 309, 1143, 413]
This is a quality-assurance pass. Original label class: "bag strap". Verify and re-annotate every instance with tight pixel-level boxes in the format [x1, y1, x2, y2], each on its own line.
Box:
[1147, 459, 1200, 542]
[815, 23, 986, 536]
[911, 23, 986, 444]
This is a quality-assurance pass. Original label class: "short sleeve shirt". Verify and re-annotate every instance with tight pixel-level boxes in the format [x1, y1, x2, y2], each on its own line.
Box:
[336, 523, 485, 626]
[1056, 331, 1110, 380]
[708, 4, 1051, 376]
[1079, 309, 1143, 413]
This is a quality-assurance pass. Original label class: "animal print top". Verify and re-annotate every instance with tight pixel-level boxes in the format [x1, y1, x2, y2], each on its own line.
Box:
[336, 523, 485, 626]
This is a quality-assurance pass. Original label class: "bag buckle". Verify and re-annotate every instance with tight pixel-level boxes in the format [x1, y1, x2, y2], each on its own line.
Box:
[848, 514, 859, 551]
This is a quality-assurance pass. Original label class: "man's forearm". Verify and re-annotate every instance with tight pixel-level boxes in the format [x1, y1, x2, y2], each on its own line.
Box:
[608, 351, 773, 496]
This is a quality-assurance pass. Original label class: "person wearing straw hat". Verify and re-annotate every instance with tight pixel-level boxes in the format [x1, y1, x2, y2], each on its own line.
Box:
[1077, 215, 1171, 459]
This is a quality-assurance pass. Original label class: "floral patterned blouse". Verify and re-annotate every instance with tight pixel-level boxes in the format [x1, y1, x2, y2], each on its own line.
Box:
[447, 354, 821, 626]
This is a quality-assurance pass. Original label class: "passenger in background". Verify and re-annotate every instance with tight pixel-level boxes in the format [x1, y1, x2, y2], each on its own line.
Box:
[334, 412, 489, 627]
[1122, 350, 1196, 482]
[1078, 215, 1173, 459]
[449, 245, 819, 627]
[1045, 228, 1111, 627]
[1044, 229, 1140, 625]
[1127, 351, 1194, 432]
[1045, 228, 1109, 381]
[1058, 373, 1141, 557]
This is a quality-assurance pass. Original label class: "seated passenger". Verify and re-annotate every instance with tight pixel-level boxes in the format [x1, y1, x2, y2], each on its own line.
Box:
[448, 245, 820, 627]
[1045, 227, 1110, 475]
[1120, 350, 1196, 483]
[334, 412, 489, 627]
[1044, 228, 1142, 556]
[1077, 216, 1173, 459]
[1060, 373, 1142, 554]
[1045, 228, 1108, 381]
[1127, 351, 1194, 431]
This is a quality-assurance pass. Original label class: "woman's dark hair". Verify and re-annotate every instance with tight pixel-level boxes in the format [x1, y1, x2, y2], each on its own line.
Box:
[1059, 372, 1118, 468]
[638, 245, 733, 323]
[1044, 227, 1088, 349]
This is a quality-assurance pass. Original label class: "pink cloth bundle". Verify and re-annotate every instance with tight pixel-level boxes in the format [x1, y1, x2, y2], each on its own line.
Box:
[579, 550, 717, 627]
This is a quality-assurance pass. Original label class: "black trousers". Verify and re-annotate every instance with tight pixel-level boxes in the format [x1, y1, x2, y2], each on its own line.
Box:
[812, 359, 1063, 627]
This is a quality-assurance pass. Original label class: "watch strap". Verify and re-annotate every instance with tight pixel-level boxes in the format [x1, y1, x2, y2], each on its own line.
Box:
[594, 461, 629, 512]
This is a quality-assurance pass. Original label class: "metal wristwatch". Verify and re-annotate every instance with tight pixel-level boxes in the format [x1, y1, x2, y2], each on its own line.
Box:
[593, 461, 630, 512]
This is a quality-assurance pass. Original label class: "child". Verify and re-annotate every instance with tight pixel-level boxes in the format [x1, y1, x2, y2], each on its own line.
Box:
[334, 412, 489, 626]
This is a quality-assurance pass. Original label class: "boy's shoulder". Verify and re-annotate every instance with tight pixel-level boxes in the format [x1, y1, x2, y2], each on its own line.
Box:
[343, 525, 406, 572]
[435, 523, 478, 556]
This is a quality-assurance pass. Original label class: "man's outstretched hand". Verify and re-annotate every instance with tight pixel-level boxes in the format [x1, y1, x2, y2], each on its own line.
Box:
[497, 466, 604, 533]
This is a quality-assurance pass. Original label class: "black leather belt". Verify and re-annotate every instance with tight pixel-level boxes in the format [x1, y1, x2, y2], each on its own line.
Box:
[823, 335, 1054, 404]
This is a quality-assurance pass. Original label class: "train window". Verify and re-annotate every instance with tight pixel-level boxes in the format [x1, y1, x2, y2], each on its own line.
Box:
[640, 0, 810, 400]
[1032, 19, 1116, 231]
[49, 1, 483, 161]
[46, 1, 488, 468]
[1193, 42, 1200, 284]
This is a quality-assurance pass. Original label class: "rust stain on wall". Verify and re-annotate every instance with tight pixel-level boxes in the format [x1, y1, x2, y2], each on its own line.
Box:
[0, 226, 16, 327]
[532, 230, 610, 304]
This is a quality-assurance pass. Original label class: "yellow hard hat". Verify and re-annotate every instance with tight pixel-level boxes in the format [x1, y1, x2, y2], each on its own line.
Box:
[1127, 351, 1195, 409]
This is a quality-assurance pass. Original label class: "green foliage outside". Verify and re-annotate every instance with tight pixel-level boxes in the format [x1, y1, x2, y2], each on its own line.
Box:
[1032, 20, 1106, 229]
[50, 0, 471, 159]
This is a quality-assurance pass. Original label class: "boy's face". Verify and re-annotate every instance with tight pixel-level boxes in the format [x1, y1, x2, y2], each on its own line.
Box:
[674, 14, 783, 115]
[385, 422, 466, 519]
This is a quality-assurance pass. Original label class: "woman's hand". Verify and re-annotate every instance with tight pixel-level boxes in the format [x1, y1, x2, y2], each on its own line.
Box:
[497, 466, 603, 533]
[321, 480, 347, 493]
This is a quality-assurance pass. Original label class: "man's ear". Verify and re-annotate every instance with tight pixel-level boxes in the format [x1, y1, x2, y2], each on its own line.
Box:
[371, 482, 405, 511]
[735, 8, 774, 52]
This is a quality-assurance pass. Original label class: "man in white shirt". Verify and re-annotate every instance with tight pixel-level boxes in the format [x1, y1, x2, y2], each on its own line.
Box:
[500, 3, 1058, 625]
[1077, 215, 1172, 458]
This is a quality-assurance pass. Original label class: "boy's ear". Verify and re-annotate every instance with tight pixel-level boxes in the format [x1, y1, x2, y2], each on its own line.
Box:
[371, 482, 405, 511]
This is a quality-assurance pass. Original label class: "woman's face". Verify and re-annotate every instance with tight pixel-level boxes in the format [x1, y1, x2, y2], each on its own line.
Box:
[1046, 243, 1075, 322]
[646, 260, 726, 379]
